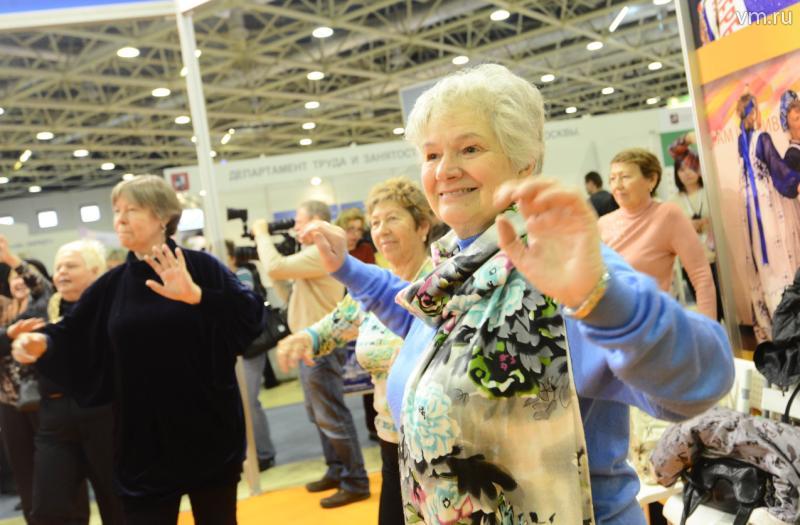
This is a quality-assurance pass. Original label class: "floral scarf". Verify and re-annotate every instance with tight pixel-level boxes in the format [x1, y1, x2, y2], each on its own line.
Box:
[395, 208, 594, 524]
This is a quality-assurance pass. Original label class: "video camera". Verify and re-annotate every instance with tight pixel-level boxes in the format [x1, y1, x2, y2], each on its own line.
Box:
[226, 208, 299, 257]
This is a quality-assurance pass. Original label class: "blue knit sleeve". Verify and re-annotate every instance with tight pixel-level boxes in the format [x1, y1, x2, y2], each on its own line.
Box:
[332, 255, 415, 338]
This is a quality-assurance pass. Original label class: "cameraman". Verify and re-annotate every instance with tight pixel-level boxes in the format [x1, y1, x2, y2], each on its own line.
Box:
[253, 201, 370, 508]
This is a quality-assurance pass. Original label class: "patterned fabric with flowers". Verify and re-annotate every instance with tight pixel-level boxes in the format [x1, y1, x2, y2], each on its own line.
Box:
[307, 259, 433, 443]
[396, 208, 595, 524]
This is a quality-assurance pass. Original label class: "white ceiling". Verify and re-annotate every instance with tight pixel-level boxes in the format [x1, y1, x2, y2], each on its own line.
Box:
[0, 0, 685, 199]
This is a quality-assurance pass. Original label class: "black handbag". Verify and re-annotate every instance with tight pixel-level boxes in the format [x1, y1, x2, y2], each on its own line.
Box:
[679, 457, 771, 525]
[242, 304, 289, 359]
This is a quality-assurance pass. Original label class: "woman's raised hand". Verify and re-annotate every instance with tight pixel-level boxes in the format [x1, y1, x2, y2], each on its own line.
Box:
[7, 318, 46, 340]
[276, 332, 315, 373]
[299, 221, 348, 273]
[143, 244, 202, 304]
[11, 332, 48, 364]
[494, 178, 605, 309]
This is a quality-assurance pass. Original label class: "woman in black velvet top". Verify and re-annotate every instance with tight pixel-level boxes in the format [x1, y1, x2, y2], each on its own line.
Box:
[13, 175, 264, 525]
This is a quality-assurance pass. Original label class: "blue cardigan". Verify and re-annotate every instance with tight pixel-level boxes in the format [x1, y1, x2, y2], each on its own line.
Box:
[333, 243, 734, 525]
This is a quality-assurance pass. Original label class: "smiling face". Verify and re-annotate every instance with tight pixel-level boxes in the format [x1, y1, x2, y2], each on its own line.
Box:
[420, 109, 530, 238]
[369, 200, 428, 268]
[8, 271, 28, 301]
[609, 162, 655, 212]
[54, 250, 98, 302]
[113, 195, 165, 255]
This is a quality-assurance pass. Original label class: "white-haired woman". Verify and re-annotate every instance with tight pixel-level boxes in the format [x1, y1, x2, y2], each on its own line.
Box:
[279, 177, 434, 525]
[12, 175, 264, 525]
[16, 239, 125, 524]
[302, 64, 734, 524]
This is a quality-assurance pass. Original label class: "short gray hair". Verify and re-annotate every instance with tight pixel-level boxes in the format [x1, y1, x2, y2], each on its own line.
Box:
[55, 239, 107, 274]
[299, 200, 331, 222]
[111, 175, 182, 236]
[405, 63, 545, 174]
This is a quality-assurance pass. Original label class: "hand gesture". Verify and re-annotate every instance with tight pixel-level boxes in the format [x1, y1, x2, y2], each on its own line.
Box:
[276, 332, 315, 373]
[12, 332, 48, 364]
[0, 235, 20, 267]
[143, 244, 202, 304]
[494, 178, 604, 309]
[298, 221, 348, 273]
[7, 318, 46, 340]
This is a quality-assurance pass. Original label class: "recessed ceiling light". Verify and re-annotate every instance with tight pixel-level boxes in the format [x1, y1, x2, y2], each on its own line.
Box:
[117, 46, 140, 58]
[123, 173, 135, 181]
[152, 87, 171, 97]
[490, 9, 510, 21]
[0, 177, 9, 184]
[393, 127, 405, 135]
[540, 73, 556, 83]
[180, 67, 188, 77]
[29, 185, 42, 193]
[302, 122, 316, 130]
[73, 149, 89, 158]
[194, 49, 202, 58]
[647, 97, 661, 105]
[312, 26, 334, 38]
[199, 190, 207, 197]
[228, 128, 235, 135]
[19, 149, 32, 162]
[221, 133, 232, 145]
[565, 106, 578, 114]
[586, 41, 604, 51]
[0, 107, 4, 116]
[191, 136, 197, 143]
[653, 0, 672, 5]
[175, 115, 191, 125]
[452, 55, 469, 66]
[310, 176, 322, 186]
[307, 71, 325, 81]
[299, 138, 313, 146]
[101, 162, 115, 171]
[305, 101, 320, 109]
[36, 131, 54, 140]
[210, 150, 217, 158]
[601, 86, 615, 95]
[648, 61, 663, 71]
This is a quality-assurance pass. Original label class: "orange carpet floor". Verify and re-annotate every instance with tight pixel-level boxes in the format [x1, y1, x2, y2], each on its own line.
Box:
[177, 472, 381, 525]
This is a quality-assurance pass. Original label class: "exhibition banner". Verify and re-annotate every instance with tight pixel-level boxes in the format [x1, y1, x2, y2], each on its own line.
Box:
[0, 0, 172, 29]
[681, 1, 800, 346]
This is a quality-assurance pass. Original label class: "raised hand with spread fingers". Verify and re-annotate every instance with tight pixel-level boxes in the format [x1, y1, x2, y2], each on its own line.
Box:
[143, 244, 202, 305]
[494, 177, 605, 310]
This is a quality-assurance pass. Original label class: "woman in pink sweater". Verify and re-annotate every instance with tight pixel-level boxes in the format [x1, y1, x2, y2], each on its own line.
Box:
[598, 148, 717, 319]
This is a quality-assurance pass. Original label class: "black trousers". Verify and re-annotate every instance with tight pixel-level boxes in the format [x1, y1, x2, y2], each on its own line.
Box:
[378, 438, 404, 525]
[0, 403, 38, 524]
[122, 481, 238, 525]
[32, 397, 122, 525]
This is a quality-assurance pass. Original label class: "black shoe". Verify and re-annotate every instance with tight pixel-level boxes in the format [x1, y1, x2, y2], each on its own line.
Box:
[319, 489, 370, 508]
[305, 477, 339, 493]
[258, 457, 275, 472]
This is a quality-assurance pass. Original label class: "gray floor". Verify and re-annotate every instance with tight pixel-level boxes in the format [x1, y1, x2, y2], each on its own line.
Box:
[0, 393, 373, 520]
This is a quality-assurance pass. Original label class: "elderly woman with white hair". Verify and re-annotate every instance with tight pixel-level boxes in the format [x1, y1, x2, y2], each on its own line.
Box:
[12, 175, 264, 525]
[302, 64, 734, 524]
[18, 239, 125, 524]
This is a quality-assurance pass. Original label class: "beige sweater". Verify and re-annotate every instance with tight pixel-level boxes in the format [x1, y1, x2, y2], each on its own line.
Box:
[255, 234, 344, 333]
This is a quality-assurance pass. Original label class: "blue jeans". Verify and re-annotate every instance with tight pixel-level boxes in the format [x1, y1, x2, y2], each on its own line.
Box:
[300, 349, 369, 495]
[243, 353, 276, 462]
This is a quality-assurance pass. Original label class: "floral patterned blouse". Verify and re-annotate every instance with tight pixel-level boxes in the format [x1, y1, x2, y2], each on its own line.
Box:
[306, 259, 433, 443]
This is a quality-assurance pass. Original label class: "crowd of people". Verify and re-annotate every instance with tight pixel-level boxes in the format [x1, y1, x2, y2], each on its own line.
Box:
[0, 64, 738, 525]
